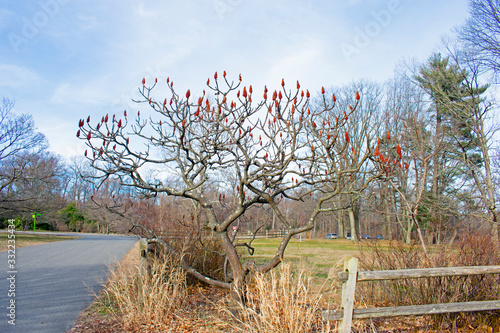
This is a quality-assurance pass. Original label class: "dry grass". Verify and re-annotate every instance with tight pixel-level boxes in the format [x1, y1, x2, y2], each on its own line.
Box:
[218, 264, 337, 333]
[78, 247, 339, 332]
[99, 253, 187, 330]
[0, 232, 78, 251]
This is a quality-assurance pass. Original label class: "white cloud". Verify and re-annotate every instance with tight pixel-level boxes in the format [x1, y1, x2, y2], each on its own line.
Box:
[0, 64, 41, 88]
[50, 83, 77, 104]
[50, 81, 111, 105]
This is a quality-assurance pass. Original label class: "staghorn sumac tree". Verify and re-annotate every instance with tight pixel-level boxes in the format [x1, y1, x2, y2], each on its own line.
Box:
[77, 73, 388, 301]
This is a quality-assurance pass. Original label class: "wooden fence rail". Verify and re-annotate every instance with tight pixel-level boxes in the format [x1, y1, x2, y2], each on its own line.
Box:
[322, 257, 500, 333]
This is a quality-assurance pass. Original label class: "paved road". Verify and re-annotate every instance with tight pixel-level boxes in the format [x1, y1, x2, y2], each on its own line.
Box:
[0, 232, 137, 333]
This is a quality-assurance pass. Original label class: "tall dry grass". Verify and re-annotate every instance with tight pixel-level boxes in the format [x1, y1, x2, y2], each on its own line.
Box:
[223, 264, 335, 333]
[101, 253, 187, 329]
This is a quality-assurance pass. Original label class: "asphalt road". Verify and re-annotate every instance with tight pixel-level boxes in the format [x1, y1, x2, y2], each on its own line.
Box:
[0, 232, 137, 333]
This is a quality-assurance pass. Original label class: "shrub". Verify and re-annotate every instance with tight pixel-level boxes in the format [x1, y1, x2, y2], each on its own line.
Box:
[152, 235, 226, 285]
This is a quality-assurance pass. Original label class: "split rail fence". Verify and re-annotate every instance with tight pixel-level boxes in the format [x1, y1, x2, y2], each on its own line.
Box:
[322, 257, 500, 333]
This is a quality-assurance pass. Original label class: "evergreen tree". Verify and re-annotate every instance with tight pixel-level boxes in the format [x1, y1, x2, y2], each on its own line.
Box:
[415, 53, 488, 239]
[58, 202, 85, 232]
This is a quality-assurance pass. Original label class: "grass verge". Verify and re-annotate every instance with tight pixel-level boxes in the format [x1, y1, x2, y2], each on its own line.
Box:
[0, 232, 78, 252]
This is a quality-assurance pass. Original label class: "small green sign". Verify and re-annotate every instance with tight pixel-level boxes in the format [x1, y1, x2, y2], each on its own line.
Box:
[32, 212, 41, 234]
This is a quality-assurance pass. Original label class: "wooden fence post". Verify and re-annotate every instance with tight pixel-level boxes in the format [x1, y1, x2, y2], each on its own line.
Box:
[139, 238, 148, 287]
[340, 257, 359, 333]
[139, 238, 148, 272]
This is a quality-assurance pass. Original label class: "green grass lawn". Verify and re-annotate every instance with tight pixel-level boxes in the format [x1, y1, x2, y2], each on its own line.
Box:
[238, 237, 369, 280]
[0, 232, 79, 252]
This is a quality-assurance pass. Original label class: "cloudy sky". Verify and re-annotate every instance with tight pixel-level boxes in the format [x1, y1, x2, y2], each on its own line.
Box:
[0, 0, 469, 160]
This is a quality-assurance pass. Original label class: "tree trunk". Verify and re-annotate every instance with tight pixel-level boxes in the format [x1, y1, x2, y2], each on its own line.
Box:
[338, 214, 344, 238]
[337, 197, 345, 238]
[354, 201, 361, 238]
[219, 229, 248, 303]
[416, 225, 427, 253]
[479, 133, 499, 242]
[491, 210, 499, 241]
[231, 275, 248, 306]
[431, 108, 442, 236]
[385, 184, 391, 240]
[348, 206, 358, 241]
[406, 215, 412, 244]
[272, 210, 276, 230]
[448, 227, 458, 246]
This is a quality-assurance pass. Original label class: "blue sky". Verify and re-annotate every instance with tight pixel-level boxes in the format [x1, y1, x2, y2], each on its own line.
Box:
[0, 0, 469, 160]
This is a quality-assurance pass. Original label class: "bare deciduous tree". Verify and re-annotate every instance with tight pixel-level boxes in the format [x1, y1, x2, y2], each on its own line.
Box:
[0, 98, 60, 219]
[0, 98, 48, 198]
[318, 81, 386, 241]
[445, 47, 500, 240]
[457, 0, 500, 79]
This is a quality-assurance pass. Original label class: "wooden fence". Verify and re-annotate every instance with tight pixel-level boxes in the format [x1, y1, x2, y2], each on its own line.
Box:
[322, 257, 500, 333]
[154, 230, 288, 239]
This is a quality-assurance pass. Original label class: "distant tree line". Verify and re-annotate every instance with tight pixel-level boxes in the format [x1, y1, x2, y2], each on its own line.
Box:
[0, 97, 135, 232]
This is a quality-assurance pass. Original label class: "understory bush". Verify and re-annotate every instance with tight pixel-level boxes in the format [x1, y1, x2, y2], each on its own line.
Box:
[148, 234, 226, 285]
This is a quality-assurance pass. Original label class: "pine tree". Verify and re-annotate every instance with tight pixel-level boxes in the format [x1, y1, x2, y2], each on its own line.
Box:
[415, 53, 488, 240]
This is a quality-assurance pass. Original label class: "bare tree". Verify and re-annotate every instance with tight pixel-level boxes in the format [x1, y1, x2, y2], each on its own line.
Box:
[77, 73, 386, 301]
[382, 74, 438, 244]
[85, 178, 136, 234]
[457, 0, 500, 79]
[381, 120, 444, 253]
[0, 98, 63, 222]
[0, 98, 48, 201]
[445, 47, 500, 240]
[0, 151, 64, 229]
[0, 98, 47, 160]
[318, 81, 386, 241]
[63, 157, 96, 204]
